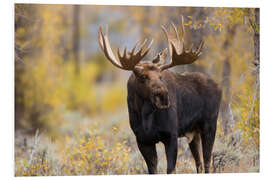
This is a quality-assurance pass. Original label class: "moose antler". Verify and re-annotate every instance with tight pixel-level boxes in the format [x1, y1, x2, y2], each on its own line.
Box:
[160, 16, 204, 71]
[98, 25, 153, 71]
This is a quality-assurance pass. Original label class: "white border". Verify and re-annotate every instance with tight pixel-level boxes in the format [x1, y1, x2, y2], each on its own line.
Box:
[13, 0, 260, 8]
[1, 0, 269, 180]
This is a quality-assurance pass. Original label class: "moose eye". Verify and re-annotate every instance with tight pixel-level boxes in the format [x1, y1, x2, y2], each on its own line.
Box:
[138, 75, 147, 83]
[141, 75, 147, 79]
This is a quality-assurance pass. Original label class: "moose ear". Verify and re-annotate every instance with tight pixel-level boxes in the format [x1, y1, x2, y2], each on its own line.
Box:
[152, 48, 168, 65]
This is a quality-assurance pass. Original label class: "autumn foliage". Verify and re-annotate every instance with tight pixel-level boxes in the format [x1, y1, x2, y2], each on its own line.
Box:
[15, 5, 259, 175]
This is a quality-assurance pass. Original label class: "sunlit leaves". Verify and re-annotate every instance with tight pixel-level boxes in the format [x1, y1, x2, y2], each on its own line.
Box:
[101, 83, 127, 112]
[15, 5, 259, 175]
[237, 85, 259, 148]
[61, 134, 132, 175]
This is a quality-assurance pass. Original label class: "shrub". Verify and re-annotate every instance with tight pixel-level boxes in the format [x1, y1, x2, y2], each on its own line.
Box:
[62, 135, 132, 175]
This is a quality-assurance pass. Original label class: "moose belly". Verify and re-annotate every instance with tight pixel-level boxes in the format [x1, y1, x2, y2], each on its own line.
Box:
[135, 132, 160, 144]
[134, 128, 168, 144]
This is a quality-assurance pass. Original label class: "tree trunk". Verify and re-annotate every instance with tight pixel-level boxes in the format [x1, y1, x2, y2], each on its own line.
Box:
[220, 24, 237, 135]
[72, 5, 80, 75]
[251, 8, 260, 69]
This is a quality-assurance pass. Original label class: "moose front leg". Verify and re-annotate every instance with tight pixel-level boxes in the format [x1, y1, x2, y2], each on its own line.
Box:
[137, 140, 158, 174]
[164, 135, 178, 174]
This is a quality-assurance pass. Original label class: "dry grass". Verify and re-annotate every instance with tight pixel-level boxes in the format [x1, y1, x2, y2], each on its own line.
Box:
[15, 110, 259, 176]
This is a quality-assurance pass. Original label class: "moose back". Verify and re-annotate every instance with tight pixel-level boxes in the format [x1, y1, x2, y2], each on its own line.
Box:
[98, 16, 222, 174]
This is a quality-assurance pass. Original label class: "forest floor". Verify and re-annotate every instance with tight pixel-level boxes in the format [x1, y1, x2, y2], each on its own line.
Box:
[14, 109, 259, 176]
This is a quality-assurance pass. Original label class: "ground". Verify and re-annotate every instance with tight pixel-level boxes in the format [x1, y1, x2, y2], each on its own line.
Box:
[15, 109, 259, 176]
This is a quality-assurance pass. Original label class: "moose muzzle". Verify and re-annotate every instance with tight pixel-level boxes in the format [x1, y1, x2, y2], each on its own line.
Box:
[151, 90, 170, 109]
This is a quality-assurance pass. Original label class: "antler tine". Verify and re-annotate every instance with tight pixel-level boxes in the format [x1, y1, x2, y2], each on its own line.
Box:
[161, 25, 169, 40]
[161, 25, 173, 56]
[170, 22, 179, 41]
[188, 43, 194, 53]
[117, 47, 121, 59]
[160, 15, 204, 71]
[196, 40, 204, 55]
[141, 39, 154, 57]
[123, 47, 127, 58]
[120, 47, 129, 67]
[137, 39, 148, 55]
[98, 25, 153, 71]
[117, 39, 153, 69]
[130, 40, 140, 56]
[180, 15, 185, 42]
[98, 25, 123, 69]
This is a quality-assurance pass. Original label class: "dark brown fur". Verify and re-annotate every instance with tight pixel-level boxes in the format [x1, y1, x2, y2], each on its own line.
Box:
[127, 67, 222, 174]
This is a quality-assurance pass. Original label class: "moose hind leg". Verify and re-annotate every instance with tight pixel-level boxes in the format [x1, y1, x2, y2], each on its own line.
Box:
[164, 136, 178, 174]
[137, 141, 158, 174]
[201, 123, 217, 173]
[189, 133, 203, 173]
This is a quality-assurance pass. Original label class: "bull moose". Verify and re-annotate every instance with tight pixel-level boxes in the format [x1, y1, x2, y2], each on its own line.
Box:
[98, 16, 222, 174]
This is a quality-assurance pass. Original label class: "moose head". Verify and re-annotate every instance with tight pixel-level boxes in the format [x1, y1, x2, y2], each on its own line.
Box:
[98, 16, 204, 109]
